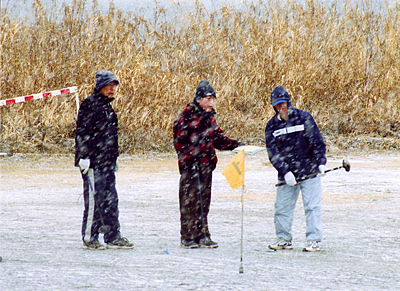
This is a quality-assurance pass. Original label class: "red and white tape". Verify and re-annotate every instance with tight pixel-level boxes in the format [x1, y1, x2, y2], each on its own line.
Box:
[0, 86, 78, 107]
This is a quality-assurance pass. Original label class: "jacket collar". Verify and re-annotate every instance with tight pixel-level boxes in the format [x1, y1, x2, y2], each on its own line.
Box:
[94, 91, 114, 104]
[192, 100, 216, 117]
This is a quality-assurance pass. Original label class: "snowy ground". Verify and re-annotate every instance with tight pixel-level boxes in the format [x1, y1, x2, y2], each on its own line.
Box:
[1, 151, 400, 290]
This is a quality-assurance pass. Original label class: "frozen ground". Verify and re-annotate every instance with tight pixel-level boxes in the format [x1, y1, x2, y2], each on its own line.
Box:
[1, 151, 400, 290]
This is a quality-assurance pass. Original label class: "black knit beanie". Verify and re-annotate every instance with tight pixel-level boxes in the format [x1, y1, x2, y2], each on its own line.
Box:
[194, 80, 216, 100]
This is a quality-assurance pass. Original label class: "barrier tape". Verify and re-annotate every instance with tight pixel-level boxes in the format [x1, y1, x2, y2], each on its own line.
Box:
[0, 86, 78, 106]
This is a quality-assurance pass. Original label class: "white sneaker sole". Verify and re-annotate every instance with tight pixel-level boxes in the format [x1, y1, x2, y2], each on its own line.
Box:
[106, 244, 134, 249]
[180, 244, 199, 249]
[303, 248, 320, 252]
[268, 245, 293, 250]
[199, 244, 218, 249]
[83, 245, 106, 250]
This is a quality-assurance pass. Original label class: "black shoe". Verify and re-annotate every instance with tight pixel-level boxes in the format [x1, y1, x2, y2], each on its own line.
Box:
[83, 239, 106, 250]
[106, 237, 134, 249]
[198, 237, 218, 248]
[180, 239, 199, 249]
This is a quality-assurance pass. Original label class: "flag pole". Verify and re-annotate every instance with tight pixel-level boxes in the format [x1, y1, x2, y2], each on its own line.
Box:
[223, 146, 267, 274]
[221, 149, 246, 274]
[239, 184, 244, 274]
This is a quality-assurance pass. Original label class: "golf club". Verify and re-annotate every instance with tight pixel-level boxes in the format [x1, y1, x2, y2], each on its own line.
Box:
[85, 174, 111, 234]
[194, 163, 207, 242]
[275, 159, 351, 187]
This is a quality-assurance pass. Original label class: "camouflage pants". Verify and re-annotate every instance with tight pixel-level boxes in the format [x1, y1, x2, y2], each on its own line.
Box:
[81, 167, 120, 244]
[178, 167, 213, 241]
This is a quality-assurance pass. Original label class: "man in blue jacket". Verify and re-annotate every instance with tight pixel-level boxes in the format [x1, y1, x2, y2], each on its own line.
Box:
[265, 86, 326, 252]
[75, 71, 133, 250]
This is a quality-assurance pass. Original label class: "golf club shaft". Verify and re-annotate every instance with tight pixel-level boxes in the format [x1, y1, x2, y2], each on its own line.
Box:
[195, 164, 207, 241]
[275, 165, 343, 187]
[85, 173, 109, 232]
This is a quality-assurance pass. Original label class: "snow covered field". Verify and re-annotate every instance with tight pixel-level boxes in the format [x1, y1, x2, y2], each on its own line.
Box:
[1, 151, 400, 290]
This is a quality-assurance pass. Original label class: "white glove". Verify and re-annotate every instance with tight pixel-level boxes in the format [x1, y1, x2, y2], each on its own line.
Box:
[318, 165, 326, 176]
[114, 159, 119, 172]
[284, 171, 296, 186]
[79, 158, 90, 174]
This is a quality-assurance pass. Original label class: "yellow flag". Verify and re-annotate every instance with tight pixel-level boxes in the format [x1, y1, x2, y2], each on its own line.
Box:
[222, 149, 245, 189]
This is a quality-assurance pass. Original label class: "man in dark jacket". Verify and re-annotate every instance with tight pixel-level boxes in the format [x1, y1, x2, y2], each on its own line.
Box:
[265, 86, 326, 252]
[75, 71, 133, 250]
[173, 80, 244, 249]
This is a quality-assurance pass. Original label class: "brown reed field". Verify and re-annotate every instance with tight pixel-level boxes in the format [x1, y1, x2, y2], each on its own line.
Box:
[0, 0, 399, 155]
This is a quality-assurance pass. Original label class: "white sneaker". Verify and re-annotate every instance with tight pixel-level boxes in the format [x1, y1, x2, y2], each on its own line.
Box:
[268, 238, 293, 250]
[303, 241, 321, 252]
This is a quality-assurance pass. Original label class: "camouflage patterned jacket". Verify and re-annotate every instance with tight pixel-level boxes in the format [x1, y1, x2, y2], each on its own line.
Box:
[173, 100, 242, 174]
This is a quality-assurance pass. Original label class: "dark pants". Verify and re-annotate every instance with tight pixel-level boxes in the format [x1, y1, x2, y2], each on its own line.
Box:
[179, 167, 213, 242]
[81, 167, 120, 244]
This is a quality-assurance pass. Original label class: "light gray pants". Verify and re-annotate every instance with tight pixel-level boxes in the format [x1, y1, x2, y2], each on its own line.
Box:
[274, 176, 322, 242]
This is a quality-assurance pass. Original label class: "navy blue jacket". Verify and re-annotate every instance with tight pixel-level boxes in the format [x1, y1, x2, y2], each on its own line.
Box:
[75, 92, 119, 170]
[265, 103, 326, 181]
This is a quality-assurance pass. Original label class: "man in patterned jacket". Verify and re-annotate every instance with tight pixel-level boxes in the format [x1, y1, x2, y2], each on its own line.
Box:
[173, 80, 244, 249]
[265, 86, 327, 252]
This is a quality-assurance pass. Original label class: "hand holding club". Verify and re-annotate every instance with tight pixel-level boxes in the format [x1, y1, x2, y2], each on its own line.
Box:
[318, 165, 326, 176]
[284, 172, 296, 186]
[276, 160, 351, 187]
[79, 158, 90, 174]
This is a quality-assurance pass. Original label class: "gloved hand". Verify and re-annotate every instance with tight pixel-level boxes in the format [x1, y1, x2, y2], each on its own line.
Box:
[284, 171, 296, 186]
[79, 158, 90, 174]
[318, 165, 326, 176]
[114, 159, 119, 172]
[191, 162, 199, 171]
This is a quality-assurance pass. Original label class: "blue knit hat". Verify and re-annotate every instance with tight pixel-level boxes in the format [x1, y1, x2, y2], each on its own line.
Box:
[95, 71, 119, 92]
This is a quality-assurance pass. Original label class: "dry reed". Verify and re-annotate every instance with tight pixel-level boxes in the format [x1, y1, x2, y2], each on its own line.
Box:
[0, 0, 399, 154]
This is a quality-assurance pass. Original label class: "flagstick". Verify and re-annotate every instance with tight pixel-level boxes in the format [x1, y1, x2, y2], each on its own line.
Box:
[221, 149, 245, 273]
[239, 185, 244, 274]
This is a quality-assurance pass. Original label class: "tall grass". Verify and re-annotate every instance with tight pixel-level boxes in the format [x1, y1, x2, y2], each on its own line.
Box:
[1, 0, 399, 154]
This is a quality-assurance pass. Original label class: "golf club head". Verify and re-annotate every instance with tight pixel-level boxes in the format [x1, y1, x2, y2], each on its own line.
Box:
[99, 225, 111, 234]
[342, 160, 351, 172]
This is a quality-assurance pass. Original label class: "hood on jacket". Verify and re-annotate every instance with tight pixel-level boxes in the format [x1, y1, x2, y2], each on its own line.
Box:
[270, 86, 291, 113]
[94, 71, 119, 92]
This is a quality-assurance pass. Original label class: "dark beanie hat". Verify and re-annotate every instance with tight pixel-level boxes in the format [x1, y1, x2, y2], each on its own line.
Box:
[95, 71, 119, 92]
[194, 80, 216, 100]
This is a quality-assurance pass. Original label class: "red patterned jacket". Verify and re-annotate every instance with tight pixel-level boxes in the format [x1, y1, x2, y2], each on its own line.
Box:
[173, 101, 243, 174]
